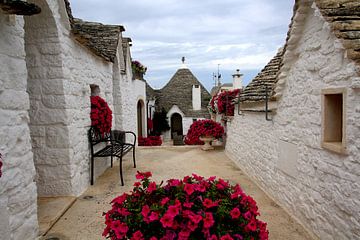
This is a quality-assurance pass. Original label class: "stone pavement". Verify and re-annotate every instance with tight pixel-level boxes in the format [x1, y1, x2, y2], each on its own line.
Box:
[42, 146, 316, 240]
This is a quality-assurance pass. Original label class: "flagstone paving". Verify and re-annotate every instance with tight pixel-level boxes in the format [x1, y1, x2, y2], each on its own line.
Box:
[42, 146, 316, 240]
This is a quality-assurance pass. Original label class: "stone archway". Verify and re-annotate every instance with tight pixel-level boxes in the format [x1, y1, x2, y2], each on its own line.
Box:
[137, 100, 145, 137]
[171, 113, 183, 139]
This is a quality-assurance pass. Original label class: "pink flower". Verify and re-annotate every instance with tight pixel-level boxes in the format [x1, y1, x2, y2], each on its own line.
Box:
[192, 173, 204, 181]
[187, 220, 198, 231]
[136, 171, 152, 180]
[220, 234, 234, 240]
[208, 176, 216, 181]
[141, 205, 150, 218]
[111, 193, 127, 205]
[183, 202, 194, 208]
[149, 211, 159, 221]
[230, 208, 241, 219]
[147, 182, 157, 193]
[160, 214, 174, 228]
[160, 197, 170, 206]
[203, 198, 218, 208]
[131, 230, 144, 240]
[150, 237, 158, 240]
[245, 219, 257, 232]
[243, 211, 252, 220]
[168, 179, 181, 187]
[189, 214, 202, 224]
[209, 235, 218, 240]
[178, 229, 191, 240]
[203, 212, 215, 228]
[134, 181, 141, 187]
[167, 205, 180, 217]
[184, 183, 195, 195]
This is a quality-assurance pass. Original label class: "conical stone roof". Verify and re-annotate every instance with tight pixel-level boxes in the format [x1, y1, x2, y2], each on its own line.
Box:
[155, 68, 211, 118]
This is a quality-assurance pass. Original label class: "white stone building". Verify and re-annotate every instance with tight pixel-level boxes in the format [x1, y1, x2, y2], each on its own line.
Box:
[147, 62, 211, 140]
[0, 0, 146, 238]
[226, 0, 360, 239]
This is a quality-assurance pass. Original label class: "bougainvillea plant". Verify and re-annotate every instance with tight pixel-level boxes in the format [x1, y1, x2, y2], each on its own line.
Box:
[184, 119, 224, 145]
[90, 96, 112, 136]
[139, 136, 162, 146]
[208, 89, 240, 116]
[103, 172, 269, 240]
[132, 60, 147, 74]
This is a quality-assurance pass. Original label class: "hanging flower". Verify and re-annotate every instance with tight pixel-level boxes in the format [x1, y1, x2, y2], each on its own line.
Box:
[90, 96, 112, 136]
[103, 172, 269, 240]
[184, 119, 224, 145]
[132, 60, 147, 74]
[209, 89, 240, 116]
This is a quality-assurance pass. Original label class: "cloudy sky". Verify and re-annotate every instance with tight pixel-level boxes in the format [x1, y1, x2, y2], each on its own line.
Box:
[70, 0, 294, 91]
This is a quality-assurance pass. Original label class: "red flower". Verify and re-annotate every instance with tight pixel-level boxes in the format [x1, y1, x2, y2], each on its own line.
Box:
[184, 119, 224, 145]
[149, 212, 159, 222]
[167, 205, 180, 218]
[203, 198, 218, 209]
[90, 96, 112, 135]
[160, 197, 170, 206]
[220, 234, 234, 240]
[189, 214, 202, 224]
[230, 208, 241, 219]
[147, 182, 157, 193]
[131, 230, 144, 240]
[245, 219, 257, 232]
[203, 212, 215, 228]
[136, 171, 152, 180]
[184, 183, 195, 195]
[160, 214, 174, 228]
[141, 205, 150, 218]
[111, 193, 127, 205]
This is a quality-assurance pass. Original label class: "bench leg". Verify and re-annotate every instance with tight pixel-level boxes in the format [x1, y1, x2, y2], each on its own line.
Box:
[111, 155, 113, 168]
[91, 156, 94, 185]
[133, 147, 136, 168]
[119, 156, 124, 186]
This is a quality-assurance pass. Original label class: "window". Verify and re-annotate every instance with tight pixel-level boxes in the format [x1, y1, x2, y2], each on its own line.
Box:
[90, 84, 100, 96]
[194, 85, 199, 88]
[321, 88, 346, 154]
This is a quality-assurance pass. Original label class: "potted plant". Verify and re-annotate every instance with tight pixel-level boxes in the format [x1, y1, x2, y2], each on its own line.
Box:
[132, 60, 147, 80]
[208, 89, 240, 122]
[90, 96, 112, 136]
[184, 119, 224, 150]
[103, 172, 269, 240]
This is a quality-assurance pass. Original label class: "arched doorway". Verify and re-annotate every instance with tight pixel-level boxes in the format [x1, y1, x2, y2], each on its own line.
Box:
[137, 100, 145, 137]
[171, 113, 183, 139]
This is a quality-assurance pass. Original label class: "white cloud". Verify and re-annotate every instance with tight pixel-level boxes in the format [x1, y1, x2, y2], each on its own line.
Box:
[70, 0, 293, 90]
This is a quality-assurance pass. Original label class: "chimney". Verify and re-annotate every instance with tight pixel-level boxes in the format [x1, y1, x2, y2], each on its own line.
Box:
[192, 84, 201, 110]
[232, 69, 243, 90]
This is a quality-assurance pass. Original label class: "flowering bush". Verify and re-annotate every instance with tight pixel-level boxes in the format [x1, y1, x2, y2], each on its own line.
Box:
[103, 172, 269, 240]
[90, 96, 112, 136]
[139, 136, 162, 146]
[132, 60, 147, 74]
[208, 89, 240, 116]
[184, 119, 224, 145]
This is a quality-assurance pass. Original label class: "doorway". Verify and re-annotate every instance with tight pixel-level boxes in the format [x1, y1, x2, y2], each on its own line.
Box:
[171, 113, 183, 139]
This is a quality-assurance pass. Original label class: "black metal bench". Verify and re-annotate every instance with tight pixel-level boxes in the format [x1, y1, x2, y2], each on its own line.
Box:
[88, 127, 136, 186]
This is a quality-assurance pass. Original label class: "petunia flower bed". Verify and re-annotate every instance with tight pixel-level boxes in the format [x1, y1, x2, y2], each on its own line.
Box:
[90, 96, 113, 136]
[184, 119, 224, 145]
[103, 172, 269, 240]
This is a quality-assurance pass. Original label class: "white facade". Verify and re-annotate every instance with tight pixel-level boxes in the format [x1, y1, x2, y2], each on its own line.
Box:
[0, 0, 147, 238]
[226, 3, 360, 239]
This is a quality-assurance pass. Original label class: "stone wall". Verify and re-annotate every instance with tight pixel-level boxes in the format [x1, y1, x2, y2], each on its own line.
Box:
[0, 14, 38, 239]
[226, 4, 360, 239]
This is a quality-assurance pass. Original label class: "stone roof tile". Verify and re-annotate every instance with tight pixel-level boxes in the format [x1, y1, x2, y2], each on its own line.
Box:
[63, 0, 124, 63]
[155, 68, 211, 118]
[240, 48, 284, 102]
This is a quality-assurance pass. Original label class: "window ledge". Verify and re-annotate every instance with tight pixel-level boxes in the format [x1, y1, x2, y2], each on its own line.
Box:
[322, 142, 347, 155]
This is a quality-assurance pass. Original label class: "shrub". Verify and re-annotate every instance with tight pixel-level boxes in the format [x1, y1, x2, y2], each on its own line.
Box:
[208, 89, 240, 116]
[103, 172, 269, 240]
[152, 108, 170, 135]
[184, 119, 224, 145]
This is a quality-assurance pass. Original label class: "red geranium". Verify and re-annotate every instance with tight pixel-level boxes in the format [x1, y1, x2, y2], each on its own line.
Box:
[103, 172, 269, 240]
[90, 96, 112, 135]
[184, 119, 224, 145]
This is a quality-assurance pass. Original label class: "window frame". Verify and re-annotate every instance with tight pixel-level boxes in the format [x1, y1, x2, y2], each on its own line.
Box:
[321, 88, 347, 154]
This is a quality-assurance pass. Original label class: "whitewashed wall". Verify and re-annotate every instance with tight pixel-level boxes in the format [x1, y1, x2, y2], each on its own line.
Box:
[0, 14, 38, 240]
[226, 4, 360, 239]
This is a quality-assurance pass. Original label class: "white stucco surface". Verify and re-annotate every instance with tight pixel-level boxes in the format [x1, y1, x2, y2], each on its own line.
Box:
[226, 4, 360, 239]
[0, 14, 38, 240]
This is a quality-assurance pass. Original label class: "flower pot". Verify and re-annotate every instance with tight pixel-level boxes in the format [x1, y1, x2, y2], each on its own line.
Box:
[199, 136, 215, 151]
